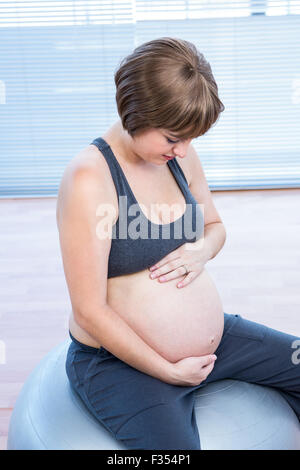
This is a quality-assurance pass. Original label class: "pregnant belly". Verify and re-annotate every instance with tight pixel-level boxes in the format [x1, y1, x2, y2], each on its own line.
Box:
[106, 267, 224, 363]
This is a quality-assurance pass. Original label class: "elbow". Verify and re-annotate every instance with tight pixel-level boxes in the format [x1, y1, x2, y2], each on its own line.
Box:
[221, 222, 227, 248]
[221, 221, 226, 237]
[73, 301, 107, 329]
[213, 221, 227, 249]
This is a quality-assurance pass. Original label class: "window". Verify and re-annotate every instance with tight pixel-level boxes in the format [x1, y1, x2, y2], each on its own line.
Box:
[0, 0, 299, 196]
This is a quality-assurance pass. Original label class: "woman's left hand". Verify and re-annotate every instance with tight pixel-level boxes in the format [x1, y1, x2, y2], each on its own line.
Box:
[148, 242, 207, 289]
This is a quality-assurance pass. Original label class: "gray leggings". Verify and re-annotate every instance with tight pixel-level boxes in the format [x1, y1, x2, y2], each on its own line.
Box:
[65, 313, 300, 449]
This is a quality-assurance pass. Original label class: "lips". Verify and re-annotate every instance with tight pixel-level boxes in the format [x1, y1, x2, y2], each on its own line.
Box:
[163, 155, 175, 160]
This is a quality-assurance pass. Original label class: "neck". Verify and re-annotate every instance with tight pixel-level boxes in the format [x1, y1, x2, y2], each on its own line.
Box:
[112, 120, 157, 170]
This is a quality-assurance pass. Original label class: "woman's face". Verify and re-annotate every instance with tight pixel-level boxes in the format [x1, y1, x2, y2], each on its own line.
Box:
[129, 127, 193, 166]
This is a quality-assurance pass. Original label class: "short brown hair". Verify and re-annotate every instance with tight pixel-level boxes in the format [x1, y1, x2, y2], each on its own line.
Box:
[114, 37, 225, 140]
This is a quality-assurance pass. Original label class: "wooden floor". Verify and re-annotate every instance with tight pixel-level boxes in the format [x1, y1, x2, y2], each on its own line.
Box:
[1, 189, 300, 450]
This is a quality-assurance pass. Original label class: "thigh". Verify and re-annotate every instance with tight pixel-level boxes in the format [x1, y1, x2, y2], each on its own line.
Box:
[66, 341, 199, 449]
[205, 313, 300, 391]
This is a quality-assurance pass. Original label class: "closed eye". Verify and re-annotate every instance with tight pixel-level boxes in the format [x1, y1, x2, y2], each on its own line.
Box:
[166, 137, 180, 144]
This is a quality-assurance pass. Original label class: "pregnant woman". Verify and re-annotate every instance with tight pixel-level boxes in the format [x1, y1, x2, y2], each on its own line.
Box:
[57, 38, 300, 449]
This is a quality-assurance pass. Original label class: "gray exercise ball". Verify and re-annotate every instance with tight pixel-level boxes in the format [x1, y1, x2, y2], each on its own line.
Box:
[7, 339, 300, 450]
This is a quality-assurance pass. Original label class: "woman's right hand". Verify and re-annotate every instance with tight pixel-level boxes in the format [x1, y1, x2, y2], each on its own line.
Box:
[167, 354, 217, 386]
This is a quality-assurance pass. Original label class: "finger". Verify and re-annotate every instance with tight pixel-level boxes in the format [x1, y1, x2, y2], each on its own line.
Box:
[177, 271, 196, 288]
[201, 354, 217, 367]
[201, 357, 217, 376]
[149, 260, 183, 281]
[177, 267, 196, 289]
[202, 361, 216, 380]
[159, 265, 189, 283]
[149, 255, 181, 272]
[157, 268, 184, 283]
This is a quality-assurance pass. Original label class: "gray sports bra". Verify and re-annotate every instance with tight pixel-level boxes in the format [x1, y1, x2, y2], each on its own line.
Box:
[90, 137, 204, 278]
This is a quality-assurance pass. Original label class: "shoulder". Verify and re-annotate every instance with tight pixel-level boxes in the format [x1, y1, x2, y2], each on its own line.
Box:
[56, 145, 118, 224]
[60, 144, 117, 191]
[66, 144, 111, 178]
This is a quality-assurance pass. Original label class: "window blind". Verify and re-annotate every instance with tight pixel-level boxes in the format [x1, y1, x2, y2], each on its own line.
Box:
[0, 0, 299, 197]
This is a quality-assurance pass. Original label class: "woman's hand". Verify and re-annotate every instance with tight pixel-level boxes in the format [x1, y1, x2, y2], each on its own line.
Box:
[148, 241, 207, 289]
[166, 354, 217, 386]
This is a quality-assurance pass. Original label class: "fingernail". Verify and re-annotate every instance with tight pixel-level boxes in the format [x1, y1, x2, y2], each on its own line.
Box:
[212, 355, 217, 360]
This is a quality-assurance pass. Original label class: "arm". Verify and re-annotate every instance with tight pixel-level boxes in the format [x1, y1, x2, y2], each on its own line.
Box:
[187, 143, 226, 261]
[191, 221, 226, 263]
[78, 302, 174, 380]
[56, 157, 174, 382]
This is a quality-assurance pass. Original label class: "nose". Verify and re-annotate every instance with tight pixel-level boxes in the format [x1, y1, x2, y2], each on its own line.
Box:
[173, 140, 191, 158]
